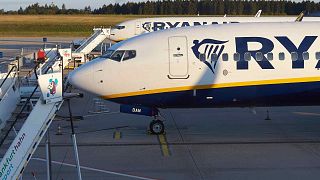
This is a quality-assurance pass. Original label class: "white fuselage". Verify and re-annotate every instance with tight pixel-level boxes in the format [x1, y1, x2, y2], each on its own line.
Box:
[70, 22, 320, 108]
[109, 16, 320, 42]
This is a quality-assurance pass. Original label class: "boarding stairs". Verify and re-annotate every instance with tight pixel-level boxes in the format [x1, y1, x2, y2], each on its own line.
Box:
[74, 28, 110, 55]
[0, 47, 71, 179]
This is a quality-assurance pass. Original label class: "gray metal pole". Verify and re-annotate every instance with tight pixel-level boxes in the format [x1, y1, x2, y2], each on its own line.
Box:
[72, 134, 82, 180]
[68, 100, 82, 180]
[45, 132, 52, 180]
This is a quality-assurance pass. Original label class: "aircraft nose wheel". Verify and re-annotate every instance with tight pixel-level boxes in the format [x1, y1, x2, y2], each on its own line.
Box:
[149, 120, 165, 135]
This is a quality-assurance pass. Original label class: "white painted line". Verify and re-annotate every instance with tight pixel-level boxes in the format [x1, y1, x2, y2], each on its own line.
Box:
[32, 157, 158, 180]
[293, 112, 320, 116]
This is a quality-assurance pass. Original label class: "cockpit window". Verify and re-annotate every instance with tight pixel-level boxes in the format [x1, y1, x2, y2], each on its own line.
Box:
[115, 25, 125, 30]
[110, 50, 125, 62]
[123, 50, 136, 61]
[101, 50, 114, 58]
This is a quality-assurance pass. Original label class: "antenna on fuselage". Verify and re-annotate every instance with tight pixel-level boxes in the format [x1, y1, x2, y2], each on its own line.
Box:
[295, 11, 305, 22]
[254, 10, 262, 17]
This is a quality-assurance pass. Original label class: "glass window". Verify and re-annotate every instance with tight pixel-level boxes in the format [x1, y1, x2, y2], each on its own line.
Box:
[211, 53, 218, 62]
[222, 53, 228, 61]
[101, 50, 114, 58]
[199, 54, 206, 62]
[279, 52, 285, 60]
[115, 25, 125, 30]
[267, 52, 273, 61]
[244, 52, 251, 61]
[316, 52, 320, 60]
[291, 52, 298, 61]
[233, 53, 240, 61]
[255, 52, 263, 61]
[123, 50, 137, 61]
[303, 52, 309, 60]
[110, 50, 125, 62]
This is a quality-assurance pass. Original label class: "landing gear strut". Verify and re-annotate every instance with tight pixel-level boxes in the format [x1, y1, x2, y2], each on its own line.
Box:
[149, 119, 165, 135]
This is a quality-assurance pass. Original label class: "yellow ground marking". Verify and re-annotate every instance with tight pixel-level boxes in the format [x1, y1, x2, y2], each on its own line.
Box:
[158, 134, 170, 157]
[113, 131, 121, 140]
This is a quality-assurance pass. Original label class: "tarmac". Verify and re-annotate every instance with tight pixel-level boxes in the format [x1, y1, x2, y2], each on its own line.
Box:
[2, 38, 320, 180]
[23, 91, 320, 180]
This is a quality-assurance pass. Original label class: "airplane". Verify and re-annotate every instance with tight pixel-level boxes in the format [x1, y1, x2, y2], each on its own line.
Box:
[108, 15, 320, 42]
[69, 22, 320, 134]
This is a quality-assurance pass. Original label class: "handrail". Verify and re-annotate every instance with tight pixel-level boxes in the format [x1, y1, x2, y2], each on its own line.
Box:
[0, 65, 17, 89]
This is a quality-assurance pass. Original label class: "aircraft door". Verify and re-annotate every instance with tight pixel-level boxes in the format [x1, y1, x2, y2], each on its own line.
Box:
[135, 21, 141, 35]
[168, 36, 189, 79]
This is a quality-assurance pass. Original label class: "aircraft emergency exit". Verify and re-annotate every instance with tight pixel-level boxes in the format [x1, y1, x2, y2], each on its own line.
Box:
[69, 22, 320, 134]
[109, 16, 320, 42]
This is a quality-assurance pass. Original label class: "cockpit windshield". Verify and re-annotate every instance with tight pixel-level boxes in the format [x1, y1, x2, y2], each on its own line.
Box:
[101, 50, 114, 58]
[110, 50, 125, 62]
[114, 25, 125, 30]
[123, 50, 136, 61]
[108, 50, 136, 62]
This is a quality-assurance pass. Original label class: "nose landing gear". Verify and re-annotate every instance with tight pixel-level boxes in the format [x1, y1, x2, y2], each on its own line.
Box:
[149, 118, 165, 135]
[119, 104, 165, 134]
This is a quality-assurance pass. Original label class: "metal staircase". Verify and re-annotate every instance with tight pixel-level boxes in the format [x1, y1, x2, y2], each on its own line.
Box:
[0, 47, 71, 179]
[74, 28, 110, 55]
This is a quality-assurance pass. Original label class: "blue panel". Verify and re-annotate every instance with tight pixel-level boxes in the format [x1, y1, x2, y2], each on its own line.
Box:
[120, 104, 158, 116]
[110, 81, 320, 108]
[0, 52, 3, 58]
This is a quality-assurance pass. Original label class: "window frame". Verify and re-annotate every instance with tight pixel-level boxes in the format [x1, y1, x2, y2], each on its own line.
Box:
[267, 52, 273, 61]
[244, 52, 251, 61]
[222, 53, 228, 61]
[279, 52, 285, 61]
[233, 53, 240, 61]
[302, 51, 309, 61]
[291, 52, 298, 61]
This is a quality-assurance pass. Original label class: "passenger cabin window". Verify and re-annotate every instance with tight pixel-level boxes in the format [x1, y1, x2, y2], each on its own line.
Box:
[233, 53, 240, 61]
[211, 53, 218, 62]
[291, 52, 298, 61]
[115, 25, 125, 30]
[267, 52, 273, 61]
[199, 54, 206, 62]
[255, 52, 263, 61]
[279, 52, 285, 60]
[222, 53, 228, 61]
[110, 50, 125, 62]
[123, 50, 137, 61]
[303, 52, 309, 60]
[244, 52, 251, 61]
[316, 52, 320, 60]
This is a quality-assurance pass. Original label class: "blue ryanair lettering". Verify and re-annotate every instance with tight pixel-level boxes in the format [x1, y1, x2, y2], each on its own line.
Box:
[275, 36, 317, 69]
[153, 22, 166, 31]
[235, 37, 274, 70]
[151, 21, 239, 31]
[166, 22, 180, 28]
[181, 22, 191, 27]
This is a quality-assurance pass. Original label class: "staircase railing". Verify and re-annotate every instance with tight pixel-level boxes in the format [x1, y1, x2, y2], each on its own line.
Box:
[0, 65, 17, 89]
[0, 53, 60, 147]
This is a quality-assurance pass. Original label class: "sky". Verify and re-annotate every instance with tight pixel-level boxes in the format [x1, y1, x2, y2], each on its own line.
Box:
[0, 0, 154, 11]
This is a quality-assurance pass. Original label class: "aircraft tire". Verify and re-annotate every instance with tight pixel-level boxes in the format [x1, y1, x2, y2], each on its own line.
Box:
[150, 120, 165, 135]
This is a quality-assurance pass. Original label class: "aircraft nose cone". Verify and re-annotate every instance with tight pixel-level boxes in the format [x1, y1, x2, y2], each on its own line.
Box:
[68, 64, 92, 92]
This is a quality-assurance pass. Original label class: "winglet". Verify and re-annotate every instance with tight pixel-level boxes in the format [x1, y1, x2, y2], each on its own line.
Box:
[255, 10, 262, 17]
[295, 11, 305, 22]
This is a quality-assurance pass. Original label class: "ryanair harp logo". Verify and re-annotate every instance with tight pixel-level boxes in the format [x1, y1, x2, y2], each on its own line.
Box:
[192, 39, 228, 74]
[142, 22, 152, 32]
